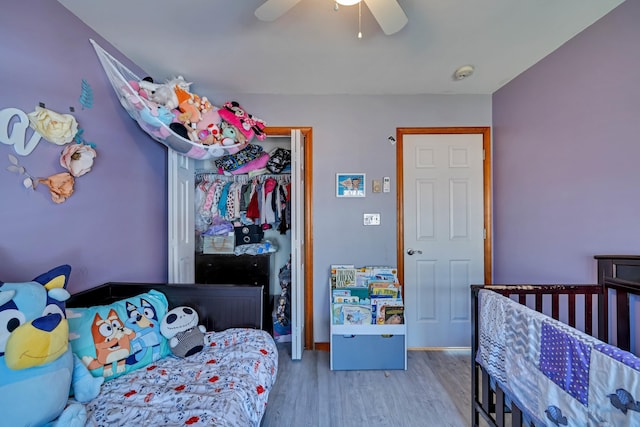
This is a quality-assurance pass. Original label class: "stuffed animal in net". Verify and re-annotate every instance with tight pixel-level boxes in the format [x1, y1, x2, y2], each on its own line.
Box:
[160, 306, 206, 358]
[218, 101, 267, 142]
[138, 76, 192, 110]
[192, 108, 222, 146]
[0, 265, 102, 427]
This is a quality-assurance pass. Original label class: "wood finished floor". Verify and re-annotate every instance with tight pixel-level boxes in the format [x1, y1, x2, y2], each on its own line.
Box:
[261, 345, 473, 427]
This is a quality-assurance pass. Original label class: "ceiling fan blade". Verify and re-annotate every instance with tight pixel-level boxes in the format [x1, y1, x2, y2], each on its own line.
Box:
[363, 0, 408, 35]
[255, 0, 303, 22]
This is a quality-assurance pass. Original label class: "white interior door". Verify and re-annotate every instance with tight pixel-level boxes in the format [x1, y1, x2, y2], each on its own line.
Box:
[290, 129, 305, 360]
[168, 149, 195, 284]
[403, 133, 485, 348]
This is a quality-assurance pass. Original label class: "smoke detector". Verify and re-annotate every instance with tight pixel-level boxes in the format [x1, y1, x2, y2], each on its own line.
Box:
[453, 65, 475, 81]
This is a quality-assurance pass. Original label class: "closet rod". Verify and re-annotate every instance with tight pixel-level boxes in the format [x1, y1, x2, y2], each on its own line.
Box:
[195, 172, 291, 184]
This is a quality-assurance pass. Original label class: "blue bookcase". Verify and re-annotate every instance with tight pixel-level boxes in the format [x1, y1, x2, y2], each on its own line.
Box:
[329, 277, 407, 371]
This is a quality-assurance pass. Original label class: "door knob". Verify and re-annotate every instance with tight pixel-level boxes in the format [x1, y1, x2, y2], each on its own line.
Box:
[407, 249, 423, 255]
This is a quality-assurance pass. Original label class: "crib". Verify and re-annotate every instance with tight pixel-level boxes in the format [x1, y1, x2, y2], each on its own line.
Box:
[471, 255, 640, 426]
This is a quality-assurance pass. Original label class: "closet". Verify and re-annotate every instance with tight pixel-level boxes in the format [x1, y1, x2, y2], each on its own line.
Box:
[194, 171, 292, 332]
[168, 128, 309, 360]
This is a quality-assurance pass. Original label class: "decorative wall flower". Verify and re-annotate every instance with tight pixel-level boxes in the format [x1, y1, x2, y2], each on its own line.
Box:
[60, 143, 97, 177]
[6, 154, 36, 189]
[27, 106, 78, 145]
[8, 82, 99, 204]
[38, 172, 75, 204]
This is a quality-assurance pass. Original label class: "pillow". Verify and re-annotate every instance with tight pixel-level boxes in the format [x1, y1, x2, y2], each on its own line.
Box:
[66, 290, 170, 381]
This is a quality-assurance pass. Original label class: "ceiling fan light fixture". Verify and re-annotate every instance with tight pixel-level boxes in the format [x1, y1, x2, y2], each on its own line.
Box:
[257, 0, 407, 36]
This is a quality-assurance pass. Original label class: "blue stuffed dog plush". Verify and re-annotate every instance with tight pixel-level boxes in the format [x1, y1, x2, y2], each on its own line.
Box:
[0, 265, 96, 426]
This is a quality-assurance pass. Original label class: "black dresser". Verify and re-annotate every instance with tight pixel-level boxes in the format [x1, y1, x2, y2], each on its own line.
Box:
[195, 253, 271, 330]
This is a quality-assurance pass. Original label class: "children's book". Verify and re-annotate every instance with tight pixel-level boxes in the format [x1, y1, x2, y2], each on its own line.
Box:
[354, 268, 371, 287]
[332, 304, 344, 324]
[334, 295, 359, 304]
[383, 305, 405, 325]
[332, 289, 351, 297]
[369, 297, 381, 324]
[331, 266, 357, 288]
[370, 297, 393, 323]
[374, 298, 404, 324]
[369, 281, 401, 298]
[331, 264, 403, 326]
[330, 265, 354, 287]
[341, 305, 372, 325]
[346, 287, 370, 301]
[365, 266, 399, 282]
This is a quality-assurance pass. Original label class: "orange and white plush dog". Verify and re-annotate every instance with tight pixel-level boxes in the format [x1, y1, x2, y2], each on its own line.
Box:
[82, 309, 135, 377]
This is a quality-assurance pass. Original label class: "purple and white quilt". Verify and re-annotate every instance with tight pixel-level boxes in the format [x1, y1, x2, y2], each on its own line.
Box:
[477, 290, 640, 426]
[77, 328, 278, 427]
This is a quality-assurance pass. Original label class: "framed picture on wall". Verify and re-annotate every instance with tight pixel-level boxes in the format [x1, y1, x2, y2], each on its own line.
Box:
[336, 173, 366, 198]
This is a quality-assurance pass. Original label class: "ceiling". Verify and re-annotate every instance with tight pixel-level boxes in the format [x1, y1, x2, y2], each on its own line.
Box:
[57, 0, 625, 96]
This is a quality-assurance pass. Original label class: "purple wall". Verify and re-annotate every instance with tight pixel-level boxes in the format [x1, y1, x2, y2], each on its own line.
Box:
[0, 1, 167, 293]
[2, 0, 637, 334]
[492, 0, 640, 283]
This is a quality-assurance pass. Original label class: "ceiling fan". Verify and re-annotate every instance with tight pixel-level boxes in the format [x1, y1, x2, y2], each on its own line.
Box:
[255, 0, 408, 36]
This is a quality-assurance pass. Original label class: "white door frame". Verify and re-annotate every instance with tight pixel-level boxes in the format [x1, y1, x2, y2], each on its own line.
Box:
[396, 127, 493, 328]
[290, 129, 304, 359]
[168, 149, 195, 284]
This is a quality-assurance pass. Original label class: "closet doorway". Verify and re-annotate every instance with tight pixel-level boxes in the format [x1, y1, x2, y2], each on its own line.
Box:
[168, 127, 313, 360]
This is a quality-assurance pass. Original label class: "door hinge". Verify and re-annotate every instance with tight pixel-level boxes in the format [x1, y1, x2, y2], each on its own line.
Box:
[482, 149, 485, 160]
[483, 228, 487, 239]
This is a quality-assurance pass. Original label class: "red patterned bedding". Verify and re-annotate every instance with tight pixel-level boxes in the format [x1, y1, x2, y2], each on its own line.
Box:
[78, 328, 278, 427]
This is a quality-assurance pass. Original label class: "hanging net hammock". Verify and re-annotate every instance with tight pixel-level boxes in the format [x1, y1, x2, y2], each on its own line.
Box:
[90, 39, 264, 160]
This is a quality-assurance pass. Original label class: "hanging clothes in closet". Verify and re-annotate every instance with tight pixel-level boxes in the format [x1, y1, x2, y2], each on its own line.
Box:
[195, 173, 292, 236]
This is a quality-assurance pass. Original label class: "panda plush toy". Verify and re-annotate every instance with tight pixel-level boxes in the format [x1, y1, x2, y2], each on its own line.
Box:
[160, 307, 206, 358]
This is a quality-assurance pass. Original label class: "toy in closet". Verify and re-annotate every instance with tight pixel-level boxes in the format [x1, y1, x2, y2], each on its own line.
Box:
[273, 257, 292, 343]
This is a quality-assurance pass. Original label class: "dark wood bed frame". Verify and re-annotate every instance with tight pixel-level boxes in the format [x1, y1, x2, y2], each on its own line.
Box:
[471, 255, 640, 427]
[67, 282, 264, 332]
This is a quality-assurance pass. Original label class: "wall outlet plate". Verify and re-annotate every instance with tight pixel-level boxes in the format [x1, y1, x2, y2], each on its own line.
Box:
[364, 213, 381, 225]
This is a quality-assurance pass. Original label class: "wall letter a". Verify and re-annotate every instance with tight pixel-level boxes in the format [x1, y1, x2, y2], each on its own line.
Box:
[0, 108, 43, 156]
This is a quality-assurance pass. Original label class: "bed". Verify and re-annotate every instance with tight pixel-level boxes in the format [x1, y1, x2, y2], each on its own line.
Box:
[65, 282, 278, 427]
[471, 255, 640, 426]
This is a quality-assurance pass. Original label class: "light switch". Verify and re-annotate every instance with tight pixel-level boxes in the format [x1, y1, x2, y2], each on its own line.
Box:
[364, 213, 381, 225]
[383, 177, 391, 193]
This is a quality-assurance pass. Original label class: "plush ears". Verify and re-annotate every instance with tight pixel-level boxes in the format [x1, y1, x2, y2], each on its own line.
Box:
[0, 265, 89, 426]
[160, 306, 206, 358]
[219, 101, 267, 142]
